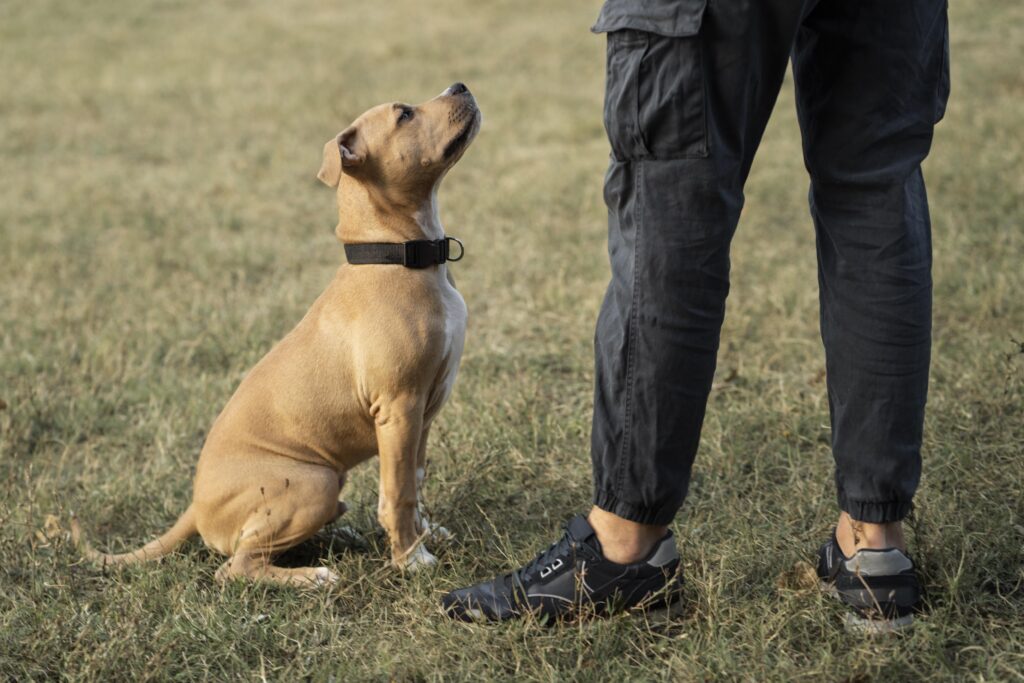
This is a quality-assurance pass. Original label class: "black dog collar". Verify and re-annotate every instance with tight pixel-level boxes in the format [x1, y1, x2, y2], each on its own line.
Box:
[344, 237, 465, 269]
[346, 235, 466, 266]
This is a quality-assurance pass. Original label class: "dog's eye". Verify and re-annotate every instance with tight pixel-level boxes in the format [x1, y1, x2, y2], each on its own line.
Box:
[397, 108, 414, 124]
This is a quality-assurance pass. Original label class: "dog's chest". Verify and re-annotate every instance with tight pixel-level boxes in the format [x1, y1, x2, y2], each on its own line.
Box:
[427, 283, 467, 420]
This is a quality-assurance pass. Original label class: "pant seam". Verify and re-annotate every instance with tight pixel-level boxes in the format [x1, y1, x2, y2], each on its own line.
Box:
[613, 160, 644, 497]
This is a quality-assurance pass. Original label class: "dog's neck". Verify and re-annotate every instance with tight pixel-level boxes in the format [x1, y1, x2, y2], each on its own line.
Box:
[335, 175, 444, 244]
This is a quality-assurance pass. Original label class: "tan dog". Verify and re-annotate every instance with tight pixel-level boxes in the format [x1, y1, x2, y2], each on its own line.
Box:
[72, 83, 481, 585]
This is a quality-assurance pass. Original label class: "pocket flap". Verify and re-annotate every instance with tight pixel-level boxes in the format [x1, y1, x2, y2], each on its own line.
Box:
[591, 0, 707, 38]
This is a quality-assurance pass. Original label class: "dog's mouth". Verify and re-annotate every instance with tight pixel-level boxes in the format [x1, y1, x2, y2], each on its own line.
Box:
[442, 110, 479, 161]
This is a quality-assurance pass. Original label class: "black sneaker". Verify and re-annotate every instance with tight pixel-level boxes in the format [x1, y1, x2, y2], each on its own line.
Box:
[441, 515, 682, 623]
[816, 530, 921, 633]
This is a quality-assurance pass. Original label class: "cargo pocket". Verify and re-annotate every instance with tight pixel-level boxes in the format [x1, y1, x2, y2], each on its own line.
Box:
[593, 0, 709, 161]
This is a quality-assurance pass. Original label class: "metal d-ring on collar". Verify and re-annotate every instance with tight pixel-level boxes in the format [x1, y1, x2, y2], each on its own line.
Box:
[343, 236, 465, 269]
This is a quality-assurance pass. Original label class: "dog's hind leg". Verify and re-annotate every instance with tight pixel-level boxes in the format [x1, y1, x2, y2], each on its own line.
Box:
[210, 459, 341, 587]
[215, 552, 340, 587]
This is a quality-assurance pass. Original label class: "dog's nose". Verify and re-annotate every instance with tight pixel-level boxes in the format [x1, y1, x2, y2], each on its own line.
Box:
[449, 82, 469, 96]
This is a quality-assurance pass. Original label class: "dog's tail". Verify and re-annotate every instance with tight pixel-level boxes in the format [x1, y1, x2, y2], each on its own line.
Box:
[70, 504, 198, 567]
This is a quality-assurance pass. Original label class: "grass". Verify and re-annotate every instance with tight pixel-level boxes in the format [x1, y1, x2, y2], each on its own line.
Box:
[1, 0, 1022, 680]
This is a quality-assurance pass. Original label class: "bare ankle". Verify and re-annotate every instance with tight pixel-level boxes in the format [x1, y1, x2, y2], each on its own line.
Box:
[836, 511, 906, 555]
[587, 506, 668, 564]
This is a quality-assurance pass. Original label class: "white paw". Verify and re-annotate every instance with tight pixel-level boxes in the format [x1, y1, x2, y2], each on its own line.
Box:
[310, 566, 341, 586]
[401, 544, 438, 572]
[417, 511, 452, 542]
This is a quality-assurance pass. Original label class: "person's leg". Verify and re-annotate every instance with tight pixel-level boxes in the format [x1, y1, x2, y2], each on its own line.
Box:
[792, 0, 950, 554]
[442, 0, 817, 622]
[589, 0, 814, 559]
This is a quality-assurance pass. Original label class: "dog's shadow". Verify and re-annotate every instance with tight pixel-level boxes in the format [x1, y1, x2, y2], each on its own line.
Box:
[275, 522, 386, 568]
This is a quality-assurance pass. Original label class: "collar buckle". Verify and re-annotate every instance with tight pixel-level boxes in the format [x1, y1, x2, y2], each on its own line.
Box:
[402, 239, 437, 268]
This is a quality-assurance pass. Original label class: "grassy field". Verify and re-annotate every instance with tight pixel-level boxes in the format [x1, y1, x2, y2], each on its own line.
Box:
[2, 0, 1022, 680]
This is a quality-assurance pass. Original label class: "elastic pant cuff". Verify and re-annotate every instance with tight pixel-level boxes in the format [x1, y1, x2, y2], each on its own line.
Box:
[838, 494, 913, 524]
[593, 490, 677, 526]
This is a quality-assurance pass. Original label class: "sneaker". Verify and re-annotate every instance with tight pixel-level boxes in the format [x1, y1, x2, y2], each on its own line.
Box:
[816, 530, 921, 633]
[440, 515, 682, 622]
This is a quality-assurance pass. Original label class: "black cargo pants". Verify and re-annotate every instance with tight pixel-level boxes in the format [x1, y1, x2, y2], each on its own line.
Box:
[590, 0, 950, 525]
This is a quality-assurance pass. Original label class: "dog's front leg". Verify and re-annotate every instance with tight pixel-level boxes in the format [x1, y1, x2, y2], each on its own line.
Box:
[375, 398, 435, 570]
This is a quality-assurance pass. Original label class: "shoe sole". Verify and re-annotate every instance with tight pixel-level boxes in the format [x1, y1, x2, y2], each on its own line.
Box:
[446, 591, 687, 625]
[820, 581, 914, 634]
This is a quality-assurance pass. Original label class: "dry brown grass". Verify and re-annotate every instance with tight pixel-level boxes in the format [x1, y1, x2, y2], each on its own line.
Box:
[1, 0, 1022, 679]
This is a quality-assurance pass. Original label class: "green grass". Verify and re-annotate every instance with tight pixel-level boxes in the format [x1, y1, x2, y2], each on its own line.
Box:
[2, 0, 1022, 680]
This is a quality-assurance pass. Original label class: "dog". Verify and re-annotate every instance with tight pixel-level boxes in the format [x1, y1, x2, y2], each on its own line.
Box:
[72, 83, 481, 585]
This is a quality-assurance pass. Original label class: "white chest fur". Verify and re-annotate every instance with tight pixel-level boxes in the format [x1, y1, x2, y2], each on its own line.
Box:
[426, 274, 467, 422]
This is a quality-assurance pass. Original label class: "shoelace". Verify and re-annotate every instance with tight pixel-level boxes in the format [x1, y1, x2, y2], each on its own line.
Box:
[510, 525, 587, 585]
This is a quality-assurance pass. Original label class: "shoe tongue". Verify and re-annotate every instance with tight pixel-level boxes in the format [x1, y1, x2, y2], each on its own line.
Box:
[566, 515, 598, 546]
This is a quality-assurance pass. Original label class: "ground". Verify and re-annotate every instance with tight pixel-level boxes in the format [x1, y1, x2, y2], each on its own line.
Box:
[1, 0, 1022, 680]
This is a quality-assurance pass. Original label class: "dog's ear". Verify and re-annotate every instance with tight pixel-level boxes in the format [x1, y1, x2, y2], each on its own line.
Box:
[317, 126, 364, 187]
[318, 138, 342, 187]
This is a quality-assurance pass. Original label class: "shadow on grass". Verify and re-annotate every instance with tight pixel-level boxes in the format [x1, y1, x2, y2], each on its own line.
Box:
[275, 522, 383, 568]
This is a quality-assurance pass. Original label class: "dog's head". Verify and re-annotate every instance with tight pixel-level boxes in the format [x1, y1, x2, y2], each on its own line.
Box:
[317, 83, 481, 201]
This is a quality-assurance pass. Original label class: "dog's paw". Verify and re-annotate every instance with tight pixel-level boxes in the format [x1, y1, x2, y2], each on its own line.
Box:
[417, 513, 452, 542]
[308, 566, 341, 587]
[399, 544, 438, 572]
